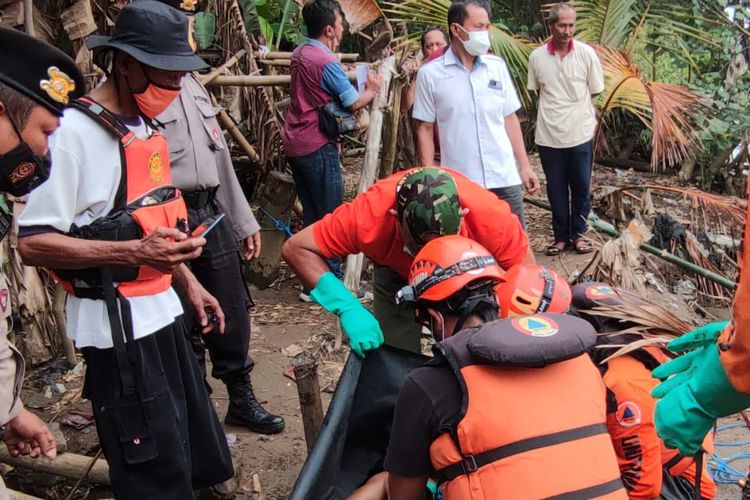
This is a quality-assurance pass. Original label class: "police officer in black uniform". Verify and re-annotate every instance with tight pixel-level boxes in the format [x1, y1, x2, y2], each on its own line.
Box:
[0, 26, 87, 498]
[155, 0, 285, 434]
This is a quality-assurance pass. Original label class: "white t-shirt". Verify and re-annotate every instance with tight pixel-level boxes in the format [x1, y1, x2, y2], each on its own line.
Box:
[527, 40, 605, 148]
[412, 48, 522, 189]
[18, 108, 183, 349]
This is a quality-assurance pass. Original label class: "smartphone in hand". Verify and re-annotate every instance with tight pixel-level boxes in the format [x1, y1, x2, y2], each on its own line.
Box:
[191, 213, 226, 239]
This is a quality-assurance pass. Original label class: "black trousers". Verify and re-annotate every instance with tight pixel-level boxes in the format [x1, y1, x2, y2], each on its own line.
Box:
[182, 200, 254, 382]
[82, 318, 234, 499]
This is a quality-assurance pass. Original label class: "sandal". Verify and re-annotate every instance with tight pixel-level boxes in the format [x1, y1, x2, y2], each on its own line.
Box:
[545, 241, 567, 256]
[574, 239, 594, 254]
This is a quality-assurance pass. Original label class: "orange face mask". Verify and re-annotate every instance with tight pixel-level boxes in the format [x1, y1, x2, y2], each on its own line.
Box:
[133, 82, 180, 119]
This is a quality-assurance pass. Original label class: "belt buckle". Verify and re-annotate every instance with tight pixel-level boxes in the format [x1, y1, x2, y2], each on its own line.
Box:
[461, 455, 478, 474]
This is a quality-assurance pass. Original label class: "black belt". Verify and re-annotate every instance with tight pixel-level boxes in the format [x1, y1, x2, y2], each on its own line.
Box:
[182, 187, 218, 209]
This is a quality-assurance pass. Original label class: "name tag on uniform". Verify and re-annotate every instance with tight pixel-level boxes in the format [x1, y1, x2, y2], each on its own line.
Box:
[488, 79, 503, 90]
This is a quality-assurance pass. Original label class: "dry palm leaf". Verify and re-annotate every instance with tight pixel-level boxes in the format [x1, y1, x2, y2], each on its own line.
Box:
[581, 288, 692, 363]
[595, 46, 700, 170]
[616, 184, 746, 229]
[595, 219, 652, 293]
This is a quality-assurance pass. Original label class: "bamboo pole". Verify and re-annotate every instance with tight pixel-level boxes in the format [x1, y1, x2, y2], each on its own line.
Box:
[343, 56, 396, 295]
[207, 94, 261, 165]
[292, 353, 323, 454]
[0, 449, 111, 485]
[524, 197, 737, 290]
[199, 49, 246, 86]
[208, 71, 356, 87]
[258, 59, 291, 67]
[254, 51, 358, 62]
[22, 0, 33, 36]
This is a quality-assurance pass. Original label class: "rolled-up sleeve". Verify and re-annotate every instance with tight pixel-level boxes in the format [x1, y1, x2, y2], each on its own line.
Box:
[321, 62, 359, 109]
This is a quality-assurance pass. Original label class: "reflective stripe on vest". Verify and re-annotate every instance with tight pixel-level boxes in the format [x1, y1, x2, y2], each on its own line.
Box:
[57, 98, 187, 298]
[429, 351, 626, 500]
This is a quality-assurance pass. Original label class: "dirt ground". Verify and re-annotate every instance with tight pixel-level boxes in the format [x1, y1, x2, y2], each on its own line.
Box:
[5, 155, 748, 499]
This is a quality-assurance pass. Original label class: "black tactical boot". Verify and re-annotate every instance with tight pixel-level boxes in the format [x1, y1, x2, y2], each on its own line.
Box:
[224, 375, 285, 434]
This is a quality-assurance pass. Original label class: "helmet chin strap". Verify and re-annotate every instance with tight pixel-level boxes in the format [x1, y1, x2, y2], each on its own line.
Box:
[429, 313, 447, 343]
[452, 294, 499, 335]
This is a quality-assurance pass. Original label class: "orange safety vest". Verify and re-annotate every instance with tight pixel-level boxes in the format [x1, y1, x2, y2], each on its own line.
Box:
[429, 313, 626, 500]
[599, 347, 716, 500]
[54, 97, 187, 299]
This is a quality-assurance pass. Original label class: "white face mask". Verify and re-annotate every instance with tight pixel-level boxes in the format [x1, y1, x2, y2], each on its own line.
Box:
[456, 25, 491, 57]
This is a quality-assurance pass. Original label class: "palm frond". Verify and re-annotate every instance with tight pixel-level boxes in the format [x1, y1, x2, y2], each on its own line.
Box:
[580, 287, 693, 363]
[595, 47, 700, 169]
[616, 184, 747, 227]
[571, 0, 638, 47]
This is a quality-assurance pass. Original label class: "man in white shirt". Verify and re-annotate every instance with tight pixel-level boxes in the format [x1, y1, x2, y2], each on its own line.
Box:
[17, 2, 233, 498]
[413, 0, 539, 230]
[527, 2, 604, 255]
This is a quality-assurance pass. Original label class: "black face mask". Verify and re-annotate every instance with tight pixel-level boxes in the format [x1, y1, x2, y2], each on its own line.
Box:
[0, 118, 51, 197]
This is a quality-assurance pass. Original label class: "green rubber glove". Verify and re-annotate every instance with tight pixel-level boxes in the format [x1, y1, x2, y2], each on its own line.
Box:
[310, 272, 384, 358]
[651, 322, 750, 456]
[651, 321, 730, 397]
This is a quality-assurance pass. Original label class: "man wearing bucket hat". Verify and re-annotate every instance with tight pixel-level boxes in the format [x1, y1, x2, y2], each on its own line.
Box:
[17, 1, 234, 497]
[152, 0, 285, 435]
[0, 25, 86, 498]
[282, 166, 534, 356]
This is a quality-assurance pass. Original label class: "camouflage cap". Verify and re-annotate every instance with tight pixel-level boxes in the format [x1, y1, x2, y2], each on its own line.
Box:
[396, 168, 461, 247]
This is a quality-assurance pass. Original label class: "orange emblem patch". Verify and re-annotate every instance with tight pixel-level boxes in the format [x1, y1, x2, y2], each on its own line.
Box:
[148, 152, 163, 182]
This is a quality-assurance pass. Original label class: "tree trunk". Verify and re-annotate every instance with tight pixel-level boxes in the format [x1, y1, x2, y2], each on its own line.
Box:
[0, 449, 110, 485]
[343, 56, 396, 295]
[379, 75, 404, 180]
[243, 171, 296, 289]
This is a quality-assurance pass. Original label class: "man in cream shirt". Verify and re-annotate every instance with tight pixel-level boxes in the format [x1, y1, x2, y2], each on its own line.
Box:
[528, 2, 604, 256]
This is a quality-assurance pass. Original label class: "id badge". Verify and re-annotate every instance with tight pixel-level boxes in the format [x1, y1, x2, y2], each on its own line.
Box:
[488, 79, 505, 96]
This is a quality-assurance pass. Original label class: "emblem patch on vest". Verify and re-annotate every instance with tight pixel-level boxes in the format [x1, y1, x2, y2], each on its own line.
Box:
[148, 152, 163, 182]
[616, 401, 641, 427]
[585, 285, 615, 300]
[512, 315, 559, 337]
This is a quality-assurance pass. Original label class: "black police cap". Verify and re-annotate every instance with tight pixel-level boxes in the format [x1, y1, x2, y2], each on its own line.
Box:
[0, 26, 86, 117]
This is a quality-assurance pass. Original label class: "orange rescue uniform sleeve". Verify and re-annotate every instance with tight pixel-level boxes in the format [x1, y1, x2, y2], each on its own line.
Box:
[312, 172, 403, 261]
[603, 356, 664, 500]
[454, 172, 530, 270]
[720, 178, 750, 391]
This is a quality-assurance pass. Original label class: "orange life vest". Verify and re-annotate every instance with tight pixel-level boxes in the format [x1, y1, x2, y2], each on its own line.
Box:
[429, 313, 626, 500]
[54, 97, 187, 299]
[599, 347, 716, 500]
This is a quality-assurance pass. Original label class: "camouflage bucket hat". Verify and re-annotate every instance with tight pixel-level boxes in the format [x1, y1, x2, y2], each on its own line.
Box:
[396, 168, 461, 247]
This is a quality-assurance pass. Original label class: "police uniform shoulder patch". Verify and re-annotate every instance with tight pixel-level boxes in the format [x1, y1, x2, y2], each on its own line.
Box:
[39, 66, 76, 105]
[511, 315, 559, 337]
[616, 401, 642, 427]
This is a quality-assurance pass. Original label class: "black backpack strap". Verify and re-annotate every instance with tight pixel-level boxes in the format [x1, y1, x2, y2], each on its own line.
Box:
[68, 97, 132, 139]
[68, 97, 129, 209]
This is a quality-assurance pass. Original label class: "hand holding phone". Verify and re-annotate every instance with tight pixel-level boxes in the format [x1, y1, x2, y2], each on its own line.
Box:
[191, 213, 226, 239]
